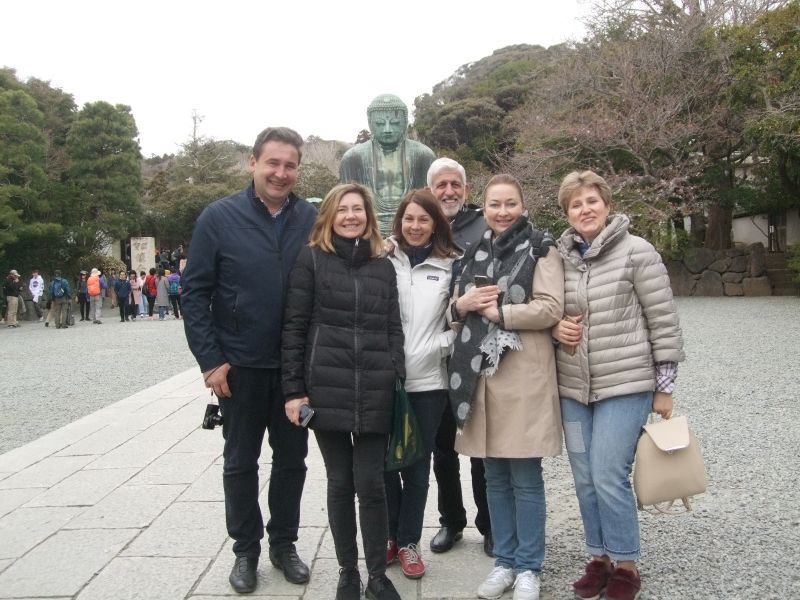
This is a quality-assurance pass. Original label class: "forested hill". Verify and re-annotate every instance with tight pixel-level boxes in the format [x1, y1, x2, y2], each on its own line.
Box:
[411, 0, 800, 250]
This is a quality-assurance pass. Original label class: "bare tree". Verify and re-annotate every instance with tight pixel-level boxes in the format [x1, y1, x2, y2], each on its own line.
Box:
[507, 0, 785, 248]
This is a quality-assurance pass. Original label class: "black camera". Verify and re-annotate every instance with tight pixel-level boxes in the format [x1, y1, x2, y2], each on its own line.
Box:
[202, 403, 224, 430]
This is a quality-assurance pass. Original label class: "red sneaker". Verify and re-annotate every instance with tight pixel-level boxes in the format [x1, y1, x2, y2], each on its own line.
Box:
[605, 566, 641, 600]
[386, 539, 398, 566]
[398, 544, 425, 579]
[573, 560, 613, 599]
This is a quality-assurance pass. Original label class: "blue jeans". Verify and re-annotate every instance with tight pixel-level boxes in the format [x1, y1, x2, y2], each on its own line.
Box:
[158, 305, 167, 320]
[484, 457, 545, 573]
[385, 389, 447, 547]
[560, 392, 652, 561]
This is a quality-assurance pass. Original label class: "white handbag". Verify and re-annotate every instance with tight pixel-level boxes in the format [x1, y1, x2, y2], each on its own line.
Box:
[633, 415, 707, 514]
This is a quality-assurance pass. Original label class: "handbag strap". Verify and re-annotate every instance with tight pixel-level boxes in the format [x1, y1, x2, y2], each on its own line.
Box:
[638, 497, 692, 515]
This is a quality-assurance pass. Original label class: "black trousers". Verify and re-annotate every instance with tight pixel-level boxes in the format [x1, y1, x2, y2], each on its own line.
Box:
[219, 367, 308, 558]
[118, 298, 129, 321]
[78, 293, 89, 320]
[145, 293, 155, 317]
[432, 404, 491, 535]
[314, 430, 388, 577]
[169, 294, 181, 318]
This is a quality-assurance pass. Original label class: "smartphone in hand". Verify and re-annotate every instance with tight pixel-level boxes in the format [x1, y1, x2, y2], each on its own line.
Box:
[299, 404, 315, 427]
[473, 275, 491, 287]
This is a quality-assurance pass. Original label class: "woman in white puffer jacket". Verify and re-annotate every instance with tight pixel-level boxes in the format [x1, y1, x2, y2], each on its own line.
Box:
[384, 189, 458, 581]
[552, 170, 684, 600]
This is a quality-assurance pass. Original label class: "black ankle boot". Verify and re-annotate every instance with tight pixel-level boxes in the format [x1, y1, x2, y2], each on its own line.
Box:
[365, 573, 400, 600]
[336, 567, 362, 600]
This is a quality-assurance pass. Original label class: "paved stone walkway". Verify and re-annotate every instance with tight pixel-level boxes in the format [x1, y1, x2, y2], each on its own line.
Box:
[0, 368, 510, 600]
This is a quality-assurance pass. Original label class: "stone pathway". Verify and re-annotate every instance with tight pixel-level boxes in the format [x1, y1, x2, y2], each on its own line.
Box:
[0, 368, 507, 599]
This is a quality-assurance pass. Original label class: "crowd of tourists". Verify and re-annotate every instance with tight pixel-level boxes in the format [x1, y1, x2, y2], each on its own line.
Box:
[179, 127, 685, 600]
[1, 266, 184, 329]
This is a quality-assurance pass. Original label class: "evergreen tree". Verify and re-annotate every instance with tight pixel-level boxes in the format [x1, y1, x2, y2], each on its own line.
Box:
[65, 101, 143, 256]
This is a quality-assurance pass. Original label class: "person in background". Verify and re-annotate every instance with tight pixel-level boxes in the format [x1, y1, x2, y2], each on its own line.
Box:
[108, 268, 118, 309]
[128, 270, 142, 321]
[155, 268, 170, 320]
[3, 270, 22, 328]
[114, 272, 131, 322]
[282, 183, 405, 600]
[139, 271, 148, 317]
[384, 189, 458, 581]
[551, 171, 684, 600]
[28, 269, 44, 321]
[166, 268, 182, 319]
[76, 271, 90, 322]
[87, 268, 105, 324]
[447, 174, 564, 600]
[144, 267, 158, 320]
[49, 270, 72, 329]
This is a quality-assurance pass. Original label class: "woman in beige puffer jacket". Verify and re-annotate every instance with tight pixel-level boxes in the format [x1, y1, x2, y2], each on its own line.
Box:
[552, 171, 684, 600]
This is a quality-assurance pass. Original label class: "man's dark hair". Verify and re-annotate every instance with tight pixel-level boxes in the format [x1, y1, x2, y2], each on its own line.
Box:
[252, 127, 303, 162]
[54, 270, 61, 277]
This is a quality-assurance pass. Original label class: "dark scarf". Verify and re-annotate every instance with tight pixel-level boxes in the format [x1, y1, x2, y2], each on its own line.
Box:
[448, 214, 553, 428]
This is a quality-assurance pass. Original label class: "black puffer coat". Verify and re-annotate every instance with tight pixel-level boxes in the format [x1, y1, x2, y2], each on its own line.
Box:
[282, 235, 405, 434]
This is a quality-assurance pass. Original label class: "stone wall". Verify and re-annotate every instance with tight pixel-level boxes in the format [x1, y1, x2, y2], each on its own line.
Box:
[665, 242, 772, 296]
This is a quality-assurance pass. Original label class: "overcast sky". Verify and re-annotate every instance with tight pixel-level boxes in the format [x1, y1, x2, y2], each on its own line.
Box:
[2, 0, 589, 157]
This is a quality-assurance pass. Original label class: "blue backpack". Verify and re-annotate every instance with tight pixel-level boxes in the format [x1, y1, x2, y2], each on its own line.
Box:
[50, 279, 66, 299]
[168, 279, 180, 295]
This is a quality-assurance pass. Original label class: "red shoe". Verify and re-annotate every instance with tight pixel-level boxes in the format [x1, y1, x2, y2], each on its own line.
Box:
[398, 544, 425, 579]
[386, 539, 398, 565]
[605, 566, 641, 600]
[573, 560, 613, 599]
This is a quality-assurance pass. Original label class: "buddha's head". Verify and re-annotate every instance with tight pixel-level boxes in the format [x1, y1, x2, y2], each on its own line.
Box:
[367, 94, 408, 150]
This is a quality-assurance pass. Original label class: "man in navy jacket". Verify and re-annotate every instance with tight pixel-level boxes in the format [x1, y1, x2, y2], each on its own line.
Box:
[182, 127, 317, 595]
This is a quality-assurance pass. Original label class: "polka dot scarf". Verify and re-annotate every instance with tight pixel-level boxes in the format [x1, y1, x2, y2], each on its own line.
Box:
[448, 214, 553, 428]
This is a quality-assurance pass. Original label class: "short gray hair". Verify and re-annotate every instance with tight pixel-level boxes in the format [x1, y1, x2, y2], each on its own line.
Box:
[427, 157, 467, 188]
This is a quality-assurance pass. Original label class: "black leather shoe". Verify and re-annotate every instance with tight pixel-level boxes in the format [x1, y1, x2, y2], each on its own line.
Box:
[269, 546, 310, 584]
[365, 573, 401, 600]
[483, 531, 494, 557]
[429, 526, 463, 553]
[336, 567, 362, 600]
[229, 555, 258, 594]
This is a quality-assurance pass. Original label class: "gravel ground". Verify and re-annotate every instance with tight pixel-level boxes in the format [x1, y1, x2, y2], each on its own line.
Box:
[0, 309, 196, 454]
[540, 296, 800, 599]
[2, 296, 799, 598]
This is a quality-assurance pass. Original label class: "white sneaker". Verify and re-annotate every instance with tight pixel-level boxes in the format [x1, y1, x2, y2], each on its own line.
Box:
[478, 565, 515, 599]
[512, 570, 540, 600]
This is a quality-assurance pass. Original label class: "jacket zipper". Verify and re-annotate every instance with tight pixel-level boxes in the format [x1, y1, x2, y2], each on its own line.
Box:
[582, 262, 592, 402]
[353, 238, 362, 434]
[308, 325, 320, 386]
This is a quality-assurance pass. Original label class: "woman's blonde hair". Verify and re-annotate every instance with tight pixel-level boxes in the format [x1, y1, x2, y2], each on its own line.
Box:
[484, 173, 524, 203]
[308, 183, 384, 257]
[557, 170, 612, 213]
